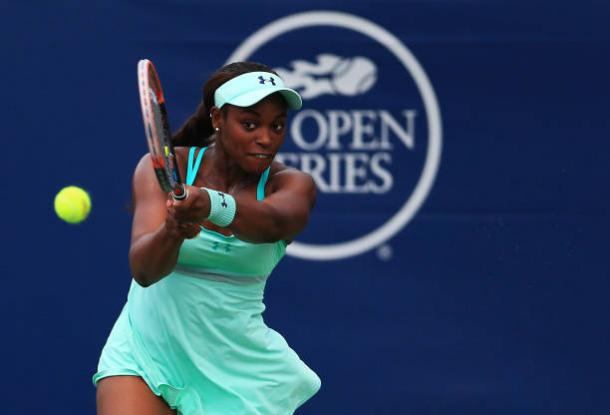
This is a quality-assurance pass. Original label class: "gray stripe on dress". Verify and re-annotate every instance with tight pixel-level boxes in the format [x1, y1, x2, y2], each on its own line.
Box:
[173, 265, 267, 285]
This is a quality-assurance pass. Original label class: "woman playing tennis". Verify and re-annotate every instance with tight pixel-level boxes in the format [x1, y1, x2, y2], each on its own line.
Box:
[93, 61, 320, 415]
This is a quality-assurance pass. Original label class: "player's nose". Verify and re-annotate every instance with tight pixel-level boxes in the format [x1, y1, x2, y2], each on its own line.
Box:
[255, 129, 273, 147]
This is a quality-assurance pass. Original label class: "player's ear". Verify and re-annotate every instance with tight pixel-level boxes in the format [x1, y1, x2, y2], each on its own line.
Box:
[210, 106, 223, 130]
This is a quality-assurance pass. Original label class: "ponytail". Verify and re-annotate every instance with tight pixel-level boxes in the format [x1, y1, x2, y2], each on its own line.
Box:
[172, 101, 214, 147]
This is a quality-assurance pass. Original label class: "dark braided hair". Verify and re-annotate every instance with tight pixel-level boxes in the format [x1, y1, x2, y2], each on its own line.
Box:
[172, 62, 279, 147]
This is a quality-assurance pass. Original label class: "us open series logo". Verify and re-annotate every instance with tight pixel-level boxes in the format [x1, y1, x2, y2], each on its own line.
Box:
[228, 11, 443, 261]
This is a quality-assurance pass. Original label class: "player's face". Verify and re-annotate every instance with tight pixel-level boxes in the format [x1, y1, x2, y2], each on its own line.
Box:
[218, 93, 288, 174]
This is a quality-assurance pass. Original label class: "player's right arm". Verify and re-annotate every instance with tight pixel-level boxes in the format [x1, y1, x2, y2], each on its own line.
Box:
[128, 154, 199, 287]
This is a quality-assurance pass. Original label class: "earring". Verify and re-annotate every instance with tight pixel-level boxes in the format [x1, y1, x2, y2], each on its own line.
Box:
[214, 127, 219, 132]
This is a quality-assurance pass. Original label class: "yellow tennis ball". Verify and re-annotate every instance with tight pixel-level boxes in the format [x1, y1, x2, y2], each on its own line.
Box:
[54, 186, 91, 224]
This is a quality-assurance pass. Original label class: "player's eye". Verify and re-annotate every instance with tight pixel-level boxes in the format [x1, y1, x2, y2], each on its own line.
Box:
[272, 121, 285, 132]
[242, 121, 257, 131]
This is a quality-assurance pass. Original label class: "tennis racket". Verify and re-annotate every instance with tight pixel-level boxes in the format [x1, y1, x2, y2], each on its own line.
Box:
[137, 59, 186, 200]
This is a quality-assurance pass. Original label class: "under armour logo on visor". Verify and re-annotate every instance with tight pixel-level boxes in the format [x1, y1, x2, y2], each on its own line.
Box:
[218, 192, 228, 208]
[258, 76, 276, 86]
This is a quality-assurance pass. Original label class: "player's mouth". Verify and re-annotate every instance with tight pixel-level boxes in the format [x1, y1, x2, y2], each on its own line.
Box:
[248, 153, 273, 159]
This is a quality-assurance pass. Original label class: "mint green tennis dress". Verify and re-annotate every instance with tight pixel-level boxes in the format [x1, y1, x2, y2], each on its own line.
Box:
[93, 147, 321, 414]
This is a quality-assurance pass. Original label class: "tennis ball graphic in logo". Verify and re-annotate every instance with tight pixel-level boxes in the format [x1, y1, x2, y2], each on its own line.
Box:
[331, 56, 377, 96]
[54, 186, 91, 224]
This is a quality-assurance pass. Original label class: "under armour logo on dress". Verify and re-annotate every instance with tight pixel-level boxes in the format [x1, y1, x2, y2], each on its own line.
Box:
[218, 192, 228, 208]
[258, 76, 276, 86]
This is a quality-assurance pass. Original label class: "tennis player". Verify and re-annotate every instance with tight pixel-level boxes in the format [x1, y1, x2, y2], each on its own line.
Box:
[93, 62, 320, 415]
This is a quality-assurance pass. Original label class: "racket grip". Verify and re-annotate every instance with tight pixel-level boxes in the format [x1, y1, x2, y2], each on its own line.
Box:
[171, 184, 187, 200]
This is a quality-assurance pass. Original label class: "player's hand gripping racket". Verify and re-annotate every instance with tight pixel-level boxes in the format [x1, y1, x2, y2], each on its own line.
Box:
[137, 59, 186, 200]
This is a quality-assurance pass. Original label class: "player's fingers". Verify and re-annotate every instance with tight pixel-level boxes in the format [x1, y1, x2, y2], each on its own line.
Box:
[172, 204, 199, 223]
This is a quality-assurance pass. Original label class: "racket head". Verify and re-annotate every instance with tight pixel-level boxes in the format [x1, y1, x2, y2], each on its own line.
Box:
[137, 59, 185, 198]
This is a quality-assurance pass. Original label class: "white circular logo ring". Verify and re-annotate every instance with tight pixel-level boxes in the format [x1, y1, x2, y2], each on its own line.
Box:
[228, 11, 443, 261]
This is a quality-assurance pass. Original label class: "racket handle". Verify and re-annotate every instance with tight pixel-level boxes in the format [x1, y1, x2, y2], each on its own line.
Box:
[171, 184, 187, 200]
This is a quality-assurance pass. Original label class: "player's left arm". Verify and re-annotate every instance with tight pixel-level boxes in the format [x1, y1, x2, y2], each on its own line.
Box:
[230, 168, 317, 243]
[171, 166, 316, 243]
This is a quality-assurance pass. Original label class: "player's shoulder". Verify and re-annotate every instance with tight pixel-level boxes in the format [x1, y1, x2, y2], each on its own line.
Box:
[269, 159, 309, 180]
[132, 153, 154, 185]
[134, 152, 152, 171]
[269, 160, 316, 190]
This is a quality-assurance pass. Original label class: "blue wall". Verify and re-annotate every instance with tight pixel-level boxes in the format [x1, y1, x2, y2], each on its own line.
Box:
[3, 1, 609, 413]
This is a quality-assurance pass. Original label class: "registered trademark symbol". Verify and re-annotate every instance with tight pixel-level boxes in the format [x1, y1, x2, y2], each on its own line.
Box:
[376, 244, 393, 261]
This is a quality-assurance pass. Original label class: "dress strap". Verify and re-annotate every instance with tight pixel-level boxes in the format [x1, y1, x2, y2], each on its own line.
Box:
[187, 147, 268, 199]
[186, 147, 206, 186]
[256, 167, 271, 201]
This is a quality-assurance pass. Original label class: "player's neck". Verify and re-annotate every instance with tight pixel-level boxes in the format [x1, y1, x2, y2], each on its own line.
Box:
[205, 145, 257, 191]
